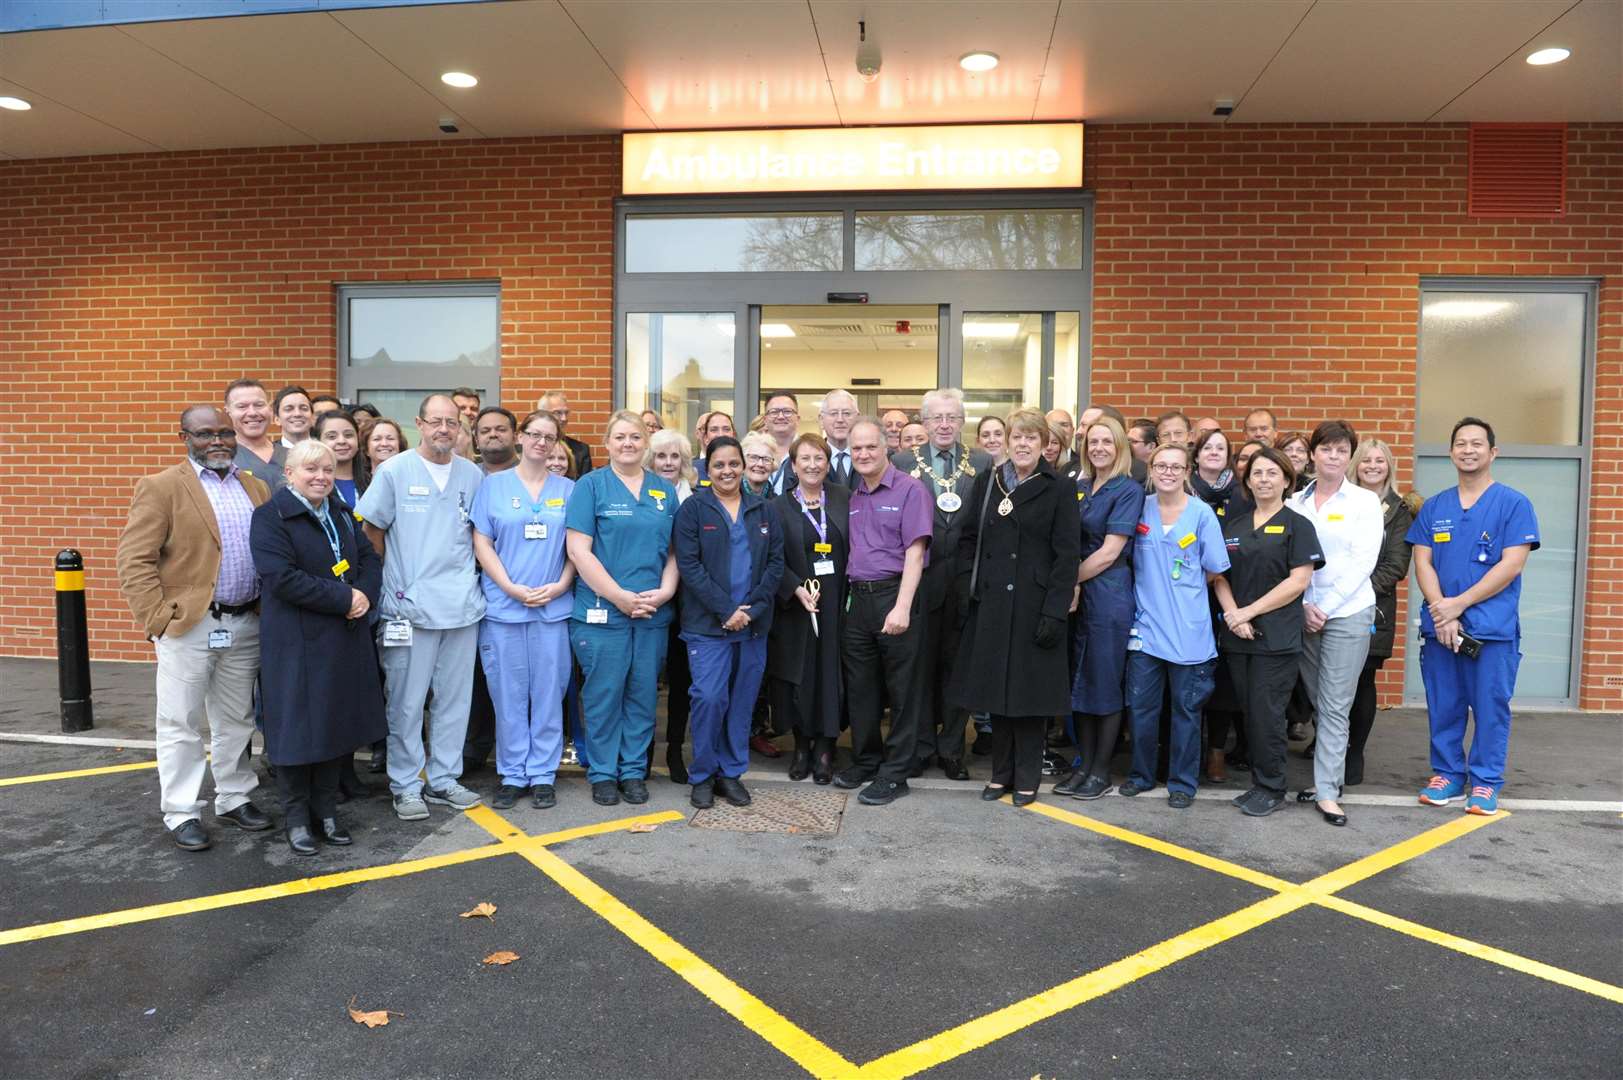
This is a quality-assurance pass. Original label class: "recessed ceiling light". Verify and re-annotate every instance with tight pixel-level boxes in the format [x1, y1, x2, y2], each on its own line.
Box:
[760, 323, 797, 338]
[0, 96, 32, 111]
[441, 71, 478, 88]
[1526, 47, 1570, 66]
[959, 51, 998, 73]
[963, 321, 1020, 339]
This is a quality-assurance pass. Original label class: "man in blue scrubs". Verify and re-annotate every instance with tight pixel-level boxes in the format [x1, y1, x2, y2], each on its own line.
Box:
[1407, 417, 1539, 816]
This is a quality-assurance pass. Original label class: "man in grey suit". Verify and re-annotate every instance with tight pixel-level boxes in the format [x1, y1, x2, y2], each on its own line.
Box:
[890, 387, 992, 781]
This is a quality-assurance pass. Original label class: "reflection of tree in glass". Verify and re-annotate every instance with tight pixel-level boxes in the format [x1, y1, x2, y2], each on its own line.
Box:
[740, 217, 843, 272]
[856, 211, 1082, 271]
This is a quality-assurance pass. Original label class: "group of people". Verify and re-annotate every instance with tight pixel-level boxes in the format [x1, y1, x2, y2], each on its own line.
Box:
[118, 379, 1537, 856]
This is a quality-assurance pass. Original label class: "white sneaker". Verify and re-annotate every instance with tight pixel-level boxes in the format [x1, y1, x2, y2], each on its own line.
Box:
[393, 793, 430, 821]
[423, 783, 482, 810]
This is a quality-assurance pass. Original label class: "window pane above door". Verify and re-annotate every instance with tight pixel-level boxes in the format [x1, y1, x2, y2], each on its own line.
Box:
[856, 210, 1083, 270]
[347, 295, 498, 367]
[625, 214, 842, 273]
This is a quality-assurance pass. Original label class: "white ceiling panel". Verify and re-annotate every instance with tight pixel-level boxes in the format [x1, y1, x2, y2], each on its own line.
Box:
[1240, 0, 1576, 121]
[121, 11, 455, 144]
[811, 0, 1055, 124]
[0, 25, 309, 149]
[1436, 0, 1623, 121]
[564, 0, 838, 129]
[334, 0, 649, 136]
[0, 78, 159, 157]
[1038, 0, 1315, 122]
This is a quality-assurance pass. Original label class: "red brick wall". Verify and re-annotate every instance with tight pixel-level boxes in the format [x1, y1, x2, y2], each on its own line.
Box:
[2, 123, 1618, 707]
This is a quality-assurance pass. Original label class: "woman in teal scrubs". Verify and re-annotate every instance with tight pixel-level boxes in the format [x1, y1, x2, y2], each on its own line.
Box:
[564, 409, 679, 807]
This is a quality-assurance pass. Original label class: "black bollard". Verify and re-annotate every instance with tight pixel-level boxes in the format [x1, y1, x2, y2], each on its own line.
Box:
[55, 549, 94, 732]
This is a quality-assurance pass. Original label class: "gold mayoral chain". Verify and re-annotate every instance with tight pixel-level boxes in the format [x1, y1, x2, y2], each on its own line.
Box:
[993, 467, 1016, 517]
[912, 452, 976, 513]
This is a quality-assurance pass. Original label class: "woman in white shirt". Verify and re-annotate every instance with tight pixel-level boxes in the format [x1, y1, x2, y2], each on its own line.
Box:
[1286, 420, 1383, 826]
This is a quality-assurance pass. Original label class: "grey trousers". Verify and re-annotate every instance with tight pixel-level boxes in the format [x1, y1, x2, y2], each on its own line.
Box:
[1301, 605, 1374, 801]
[378, 623, 478, 798]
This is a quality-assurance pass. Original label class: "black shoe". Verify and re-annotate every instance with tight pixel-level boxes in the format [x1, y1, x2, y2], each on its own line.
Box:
[833, 767, 873, 790]
[788, 749, 811, 781]
[1287, 721, 1311, 742]
[1118, 780, 1152, 797]
[318, 817, 352, 845]
[532, 783, 556, 809]
[1296, 789, 1318, 803]
[169, 818, 211, 851]
[1319, 806, 1348, 826]
[492, 784, 522, 810]
[939, 756, 970, 781]
[1052, 769, 1088, 796]
[1236, 789, 1286, 817]
[666, 748, 689, 785]
[367, 744, 387, 773]
[620, 778, 649, 805]
[1296, 738, 1317, 760]
[286, 825, 318, 856]
[338, 769, 371, 800]
[1012, 790, 1038, 807]
[980, 784, 1006, 801]
[970, 734, 992, 757]
[592, 780, 620, 806]
[1227, 753, 1252, 773]
[690, 779, 715, 809]
[1168, 791, 1193, 809]
[812, 750, 834, 786]
[716, 777, 751, 807]
[908, 757, 928, 779]
[219, 803, 272, 832]
[858, 778, 908, 806]
[1040, 750, 1068, 776]
[1344, 759, 1364, 787]
[1073, 775, 1112, 800]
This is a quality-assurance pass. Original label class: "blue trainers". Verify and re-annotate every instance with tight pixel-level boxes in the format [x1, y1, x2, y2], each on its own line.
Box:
[1465, 785, 1500, 816]
[1418, 775, 1466, 805]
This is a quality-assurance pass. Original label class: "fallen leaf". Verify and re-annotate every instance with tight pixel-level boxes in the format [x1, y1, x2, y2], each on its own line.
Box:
[459, 902, 497, 920]
[482, 950, 520, 966]
[347, 996, 399, 1028]
[628, 823, 659, 833]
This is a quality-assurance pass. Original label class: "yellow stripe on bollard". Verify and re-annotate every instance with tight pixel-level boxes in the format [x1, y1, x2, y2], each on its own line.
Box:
[54, 570, 85, 591]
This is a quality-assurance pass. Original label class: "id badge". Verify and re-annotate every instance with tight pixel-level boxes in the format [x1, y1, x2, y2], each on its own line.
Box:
[331, 558, 350, 577]
[813, 559, 836, 577]
[382, 619, 413, 647]
[586, 606, 609, 625]
[1126, 627, 1145, 652]
[524, 522, 547, 541]
[207, 628, 233, 650]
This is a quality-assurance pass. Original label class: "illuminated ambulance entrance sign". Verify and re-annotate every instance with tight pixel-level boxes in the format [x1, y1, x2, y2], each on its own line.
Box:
[623, 123, 1083, 196]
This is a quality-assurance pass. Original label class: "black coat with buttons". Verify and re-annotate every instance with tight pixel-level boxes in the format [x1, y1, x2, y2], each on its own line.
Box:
[948, 463, 1081, 717]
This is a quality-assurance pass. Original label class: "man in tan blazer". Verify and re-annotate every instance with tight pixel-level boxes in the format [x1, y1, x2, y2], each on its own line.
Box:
[118, 405, 274, 851]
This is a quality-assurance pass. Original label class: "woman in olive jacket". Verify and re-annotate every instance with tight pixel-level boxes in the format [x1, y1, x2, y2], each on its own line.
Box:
[950, 409, 1082, 805]
[1345, 437, 1418, 787]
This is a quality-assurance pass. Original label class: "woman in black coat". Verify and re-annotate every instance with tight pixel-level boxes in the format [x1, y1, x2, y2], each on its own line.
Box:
[950, 409, 1082, 805]
[768, 433, 850, 784]
[250, 441, 387, 856]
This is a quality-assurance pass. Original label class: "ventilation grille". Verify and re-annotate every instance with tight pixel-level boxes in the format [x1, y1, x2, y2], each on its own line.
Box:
[1468, 123, 1566, 218]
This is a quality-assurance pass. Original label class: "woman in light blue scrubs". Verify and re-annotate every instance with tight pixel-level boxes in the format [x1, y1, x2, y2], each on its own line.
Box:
[1119, 442, 1230, 808]
[565, 409, 679, 807]
[471, 409, 575, 811]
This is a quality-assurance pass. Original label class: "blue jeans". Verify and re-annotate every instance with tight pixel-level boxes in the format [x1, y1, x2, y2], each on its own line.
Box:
[1125, 651, 1216, 796]
[684, 635, 768, 784]
[570, 620, 668, 784]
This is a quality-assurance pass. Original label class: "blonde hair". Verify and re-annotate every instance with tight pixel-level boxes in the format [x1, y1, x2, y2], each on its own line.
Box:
[1080, 417, 1131, 484]
[283, 439, 336, 475]
[645, 428, 697, 489]
[1350, 437, 1397, 499]
[603, 408, 646, 443]
[1147, 442, 1194, 495]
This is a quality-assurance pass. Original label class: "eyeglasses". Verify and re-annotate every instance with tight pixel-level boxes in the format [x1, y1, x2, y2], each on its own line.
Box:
[1151, 463, 1187, 475]
[765, 407, 798, 418]
[520, 430, 558, 442]
[744, 453, 774, 465]
[183, 428, 235, 441]
[924, 414, 965, 425]
[823, 409, 856, 420]
[419, 417, 460, 429]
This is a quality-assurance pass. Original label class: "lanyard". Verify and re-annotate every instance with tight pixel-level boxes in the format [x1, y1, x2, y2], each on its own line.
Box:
[794, 488, 827, 544]
[315, 506, 342, 564]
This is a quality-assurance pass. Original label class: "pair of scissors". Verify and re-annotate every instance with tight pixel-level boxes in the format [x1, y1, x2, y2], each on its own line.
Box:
[804, 578, 822, 637]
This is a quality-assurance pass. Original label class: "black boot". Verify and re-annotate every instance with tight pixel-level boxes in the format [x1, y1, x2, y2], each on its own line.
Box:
[286, 825, 318, 856]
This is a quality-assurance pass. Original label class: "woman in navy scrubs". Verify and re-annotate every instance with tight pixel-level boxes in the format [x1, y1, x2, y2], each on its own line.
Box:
[1212, 447, 1323, 817]
[564, 410, 680, 807]
[1055, 416, 1144, 800]
[672, 436, 785, 810]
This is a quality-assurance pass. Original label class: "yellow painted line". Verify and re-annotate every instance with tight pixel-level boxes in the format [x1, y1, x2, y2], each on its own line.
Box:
[0, 760, 159, 787]
[1297, 812, 1504, 896]
[1022, 800, 1296, 892]
[1317, 895, 1623, 1005]
[855, 891, 1312, 1080]
[470, 804, 686, 848]
[468, 807, 858, 1079]
[0, 810, 679, 948]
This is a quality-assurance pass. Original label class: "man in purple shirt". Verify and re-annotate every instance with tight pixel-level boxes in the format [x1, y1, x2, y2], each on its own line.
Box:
[836, 417, 932, 805]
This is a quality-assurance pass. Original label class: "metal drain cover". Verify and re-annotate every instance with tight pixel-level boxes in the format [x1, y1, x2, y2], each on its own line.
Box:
[689, 785, 847, 835]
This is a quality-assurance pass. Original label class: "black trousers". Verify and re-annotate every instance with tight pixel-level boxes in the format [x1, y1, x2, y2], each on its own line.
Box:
[463, 654, 496, 766]
[842, 578, 923, 782]
[989, 715, 1045, 792]
[1346, 655, 1386, 781]
[276, 757, 341, 828]
[915, 591, 969, 762]
[1226, 651, 1300, 795]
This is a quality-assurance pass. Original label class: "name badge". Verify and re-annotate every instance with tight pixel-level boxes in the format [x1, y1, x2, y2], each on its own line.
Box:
[700, 479, 711, 487]
[1178, 532, 1196, 549]
[1434, 531, 1452, 543]
[814, 542, 832, 554]
[407, 485, 431, 497]
[648, 489, 666, 499]
[546, 498, 565, 507]
[813, 559, 836, 576]
[586, 607, 609, 625]
[1216, 506, 1225, 517]
[1127, 627, 1144, 652]
[524, 522, 547, 541]
[331, 558, 350, 577]
[382, 619, 413, 647]
[207, 628, 233, 650]
[1327, 513, 1345, 523]
[1264, 525, 1285, 535]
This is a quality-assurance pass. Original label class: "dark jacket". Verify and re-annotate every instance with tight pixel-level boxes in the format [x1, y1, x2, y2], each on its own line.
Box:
[890, 442, 995, 611]
[768, 484, 850, 684]
[673, 486, 786, 639]
[949, 463, 1082, 717]
[249, 487, 386, 766]
[1370, 490, 1416, 659]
